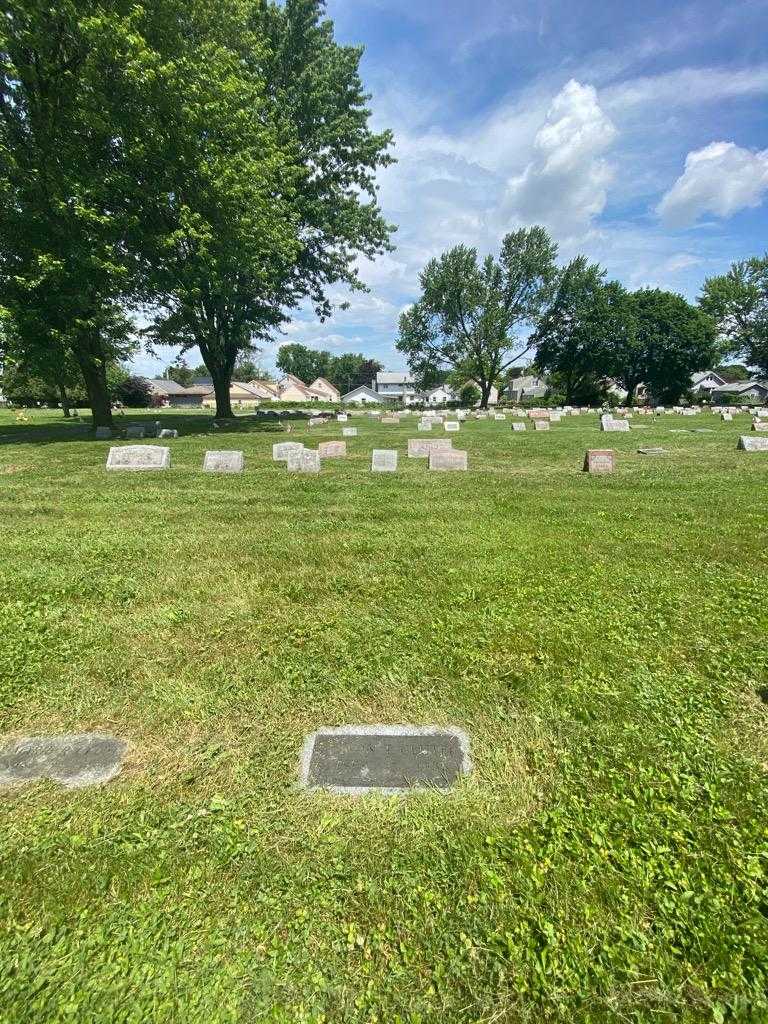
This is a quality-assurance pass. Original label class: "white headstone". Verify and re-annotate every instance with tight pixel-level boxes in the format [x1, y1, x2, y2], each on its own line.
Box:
[738, 435, 768, 452]
[494, 413, 506, 421]
[273, 441, 304, 461]
[342, 427, 357, 437]
[601, 415, 630, 433]
[428, 449, 468, 471]
[444, 421, 460, 432]
[287, 449, 321, 472]
[511, 422, 526, 432]
[721, 412, 733, 422]
[308, 416, 325, 426]
[158, 429, 178, 439]
[337, 414, 348, 422]
[106, 445, 170, 471]
[533, 419, 550, 431]
[125, 425, 145, 439]
[407, 438, 453, 458]
[417, 420, 433, 431]
[203, 450, 244, 473]
[371, 449, 398, 472]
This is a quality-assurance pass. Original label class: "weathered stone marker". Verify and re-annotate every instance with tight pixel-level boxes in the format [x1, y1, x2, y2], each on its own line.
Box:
[299, 725, 471, 794]
[494, 413, 506, 421]
[287, 449, 321, 473]
[381, 416, 399, 425]
[342, 427, 357, 437]
[721, 412, 733, 422]
[637, 447, 668, 455]
[583, 449, 615, 474]
[125, 424, 145, 439]
[337, 413, 348, 422]
[318, 440, 347, 458]
[371, 449, 398, 472]
[272, 441, 304, 462]
[417, 421, 433, 431]
[106, 445, 170, 471]
[0, 733, 127, 789]
[429, 448, 468, 471]
[444, 421, 460, 432]
[533, 419, 550, 431]
[752, 420, 768, 432]
[407, 438, 453, 458]
[738, 435, 768, 452]
[511, 422, 526, 432]
[158, 429, 178, 439]
[601, 414, 630, 433]
[203, 450, 244, 473]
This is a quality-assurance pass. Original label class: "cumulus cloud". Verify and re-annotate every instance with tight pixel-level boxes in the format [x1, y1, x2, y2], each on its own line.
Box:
[504, 80, 617, 236]
[657, 141, 768, 227]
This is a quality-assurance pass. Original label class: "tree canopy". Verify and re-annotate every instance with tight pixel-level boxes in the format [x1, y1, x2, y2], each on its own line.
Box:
[396, 228, 558, 407]
[276, 342, 382, 394]
[700, 256, 768, 376]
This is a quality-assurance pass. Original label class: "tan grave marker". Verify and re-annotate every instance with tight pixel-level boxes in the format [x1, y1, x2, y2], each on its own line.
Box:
[318, 441, 347, 458]
[407, 438, 453, 458]
[533, 419, 550, 431]
[583, 449, 615, 474]
[444, 421, 460, 432]
[428, 449, 468, 471]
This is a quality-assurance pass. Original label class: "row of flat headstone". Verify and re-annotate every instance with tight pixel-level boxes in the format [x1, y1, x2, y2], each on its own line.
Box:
[97, 423, 177, 441]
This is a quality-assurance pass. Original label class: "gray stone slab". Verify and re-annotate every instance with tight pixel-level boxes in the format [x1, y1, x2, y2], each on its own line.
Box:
[417, 421, 433, 431]
[287, 449, 321, 473]
[342, 427, 357, 437]
[203, 450, 244, 473]
[408, 438, 453, 458]
[299, 725, 471, 795]
[106, 445, 170, 471]
[429, 448, 468, 471]
[738, 435, 768, 452]
[533, 419, 550, 431]
[637, 447, 668, 455]
[125, 424, 145, 439]
[272, 441, 304, 462]
[0, 733, 127, 789]
[444, 421, 460, 432]
[511, 422, 526, 432]
[318, 440, 346, 458]
[371, 449, 397, 472]
[601, 415, 630, 432]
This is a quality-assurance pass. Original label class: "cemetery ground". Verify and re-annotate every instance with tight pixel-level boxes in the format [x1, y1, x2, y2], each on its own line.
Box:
[1, 407, 767, 1024]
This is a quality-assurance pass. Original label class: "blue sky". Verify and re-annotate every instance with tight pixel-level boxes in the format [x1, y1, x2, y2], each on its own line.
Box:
[133, 0, 768, 379]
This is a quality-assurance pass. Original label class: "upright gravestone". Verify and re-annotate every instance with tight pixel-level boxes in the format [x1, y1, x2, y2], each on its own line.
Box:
[337, 413, 348, 422]
[533, 419, 550, 431]
[203, 450, 244, 473]
[444, 421, 460, 432]
[601, 415, 630, 433]
[318, 440, 347, 458]
[511, 422, 526, 432]
[106, 445, 170, 471]
[381, 416, 399, 425]
[408, 438, 453, 458]
[125, 424, 145, 439]
[738, 435, 768, 452]
[159, 429, 178, 439]
[308, 416, 325, 427]
[287, 449, 321, 473]
[273, 441, 304, 462]
[752, 420, 768, 432]
[721, 412, 733, 422]
[583, 449, 615, 474]
[371, 449, 398, 473]
[299, 725, 471, 794]
[342, 427, 357, 437]
[417, 420, 433, 431]
[429, 449, 468, 471]
[494, 413, 506, 421]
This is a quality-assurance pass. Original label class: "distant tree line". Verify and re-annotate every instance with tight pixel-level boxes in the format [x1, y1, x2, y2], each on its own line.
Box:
[0, 0, 393, 426]
[397, 228, 768, 408]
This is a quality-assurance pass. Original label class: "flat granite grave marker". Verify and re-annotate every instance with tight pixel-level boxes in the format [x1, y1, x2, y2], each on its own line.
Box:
[533, 419, 550, 431]
[203, 450, 244, 473]
[583, 449, 615, 474]
[125, 424, 145, 439]
[106, 445, 170, 471]
[381, 416, 399, 425]
[287, 449, 321, 473]
[299, 725, 471, 795]
[342, 427, 357, 437]
[408, 437, 453, 458]
[272, 441, 304, 462]
[371, 449, 398, 472]
[337, 414, 348, 422]
[637, 447, 668, 455]
[494, 413, 506, 421]
[429, 448, 468, 471]
[417, 421, 433, 431]
[444, 421, 460, 432]
[0, 733, 127, 789]
[308, 416, 325, 427]
[511, 422, 526, 432]
[318, 440, 347, 458]
[738, 435, 768, 452]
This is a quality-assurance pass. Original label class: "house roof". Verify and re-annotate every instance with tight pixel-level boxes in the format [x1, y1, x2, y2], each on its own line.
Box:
[710, 380, 768, 394]
[376, 371, 414, 385]
[311, 377, 340, 396]
[173, 385, 210, 396]
[342, 385, 381, 400]
[147, 378, 188, 395]
[691, 370, 726, 386]
[244, 379, 280, 398]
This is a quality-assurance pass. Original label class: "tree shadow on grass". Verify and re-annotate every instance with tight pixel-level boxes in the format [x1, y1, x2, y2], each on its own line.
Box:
[0, 412, 290, 447]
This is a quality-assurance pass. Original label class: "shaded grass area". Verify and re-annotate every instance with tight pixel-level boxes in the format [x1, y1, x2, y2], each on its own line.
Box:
[1, 408, 767, 1022]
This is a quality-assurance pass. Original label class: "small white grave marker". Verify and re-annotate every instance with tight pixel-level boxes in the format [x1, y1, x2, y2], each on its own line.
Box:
[371, 449, 397, 472]
[342, 427, 357, 437]
[601, 415, 630, 433]
[444, 421, 460, 432]
[273, 441, 304, 461]
[511, 422, 526, 432]
[533, 419, 550, 431]
[738, 435, 768, 452]
[429, 448, 468, 471]
[287, 449, 321, 472]
[203, 450, 244, 473]
[106, 445, 170, 471]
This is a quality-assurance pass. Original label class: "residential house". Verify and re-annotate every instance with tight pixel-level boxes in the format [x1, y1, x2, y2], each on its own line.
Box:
[341, 384, 384, 405]
[373, 371, 419, 404]
[508, 374, 547, 403]
[423, 383, 456, 406]
[278, 373, 330, 403]
[145, 379, 191, 405]
[309, 377, 341, 403]
[202, 381, 274, 409]
[690, 370, 727, 393]
[709, 380, 768, 405]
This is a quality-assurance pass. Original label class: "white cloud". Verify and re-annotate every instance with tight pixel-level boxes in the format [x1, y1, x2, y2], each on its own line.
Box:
[504, 80, 617, 236]
[603, 65, 768, 114]
[657, 141, 768, 227]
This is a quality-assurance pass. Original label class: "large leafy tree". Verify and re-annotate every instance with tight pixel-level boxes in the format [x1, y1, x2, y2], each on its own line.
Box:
[607, 289, 718, 405]
[533, 257, 633, 405]
[145, 0, 394, 418]
[396, 228, 558, 408]
[700, 256, 768, 376]
[277, 343, 332, 384]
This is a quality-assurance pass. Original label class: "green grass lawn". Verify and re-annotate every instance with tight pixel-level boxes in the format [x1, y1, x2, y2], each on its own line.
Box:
[1, 407, 767, 1023]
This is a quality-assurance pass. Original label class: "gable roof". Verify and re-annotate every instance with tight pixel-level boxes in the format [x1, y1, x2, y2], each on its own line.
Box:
[376, 371, 414, 385]
[691, 370, 726, 386]
[147, 378, 188, 395]
[311, 376, 340, 396]
[342, 385, 381, 400]
[710, 380, 768, 394]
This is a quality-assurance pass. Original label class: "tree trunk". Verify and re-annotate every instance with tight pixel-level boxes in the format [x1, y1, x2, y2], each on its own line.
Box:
[625, 382, 637, 407]
[479, 380, 493, 409]
[75, 350, 113, 428]
[211, 364, 234, 419]
[58, 383, 71, 418]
